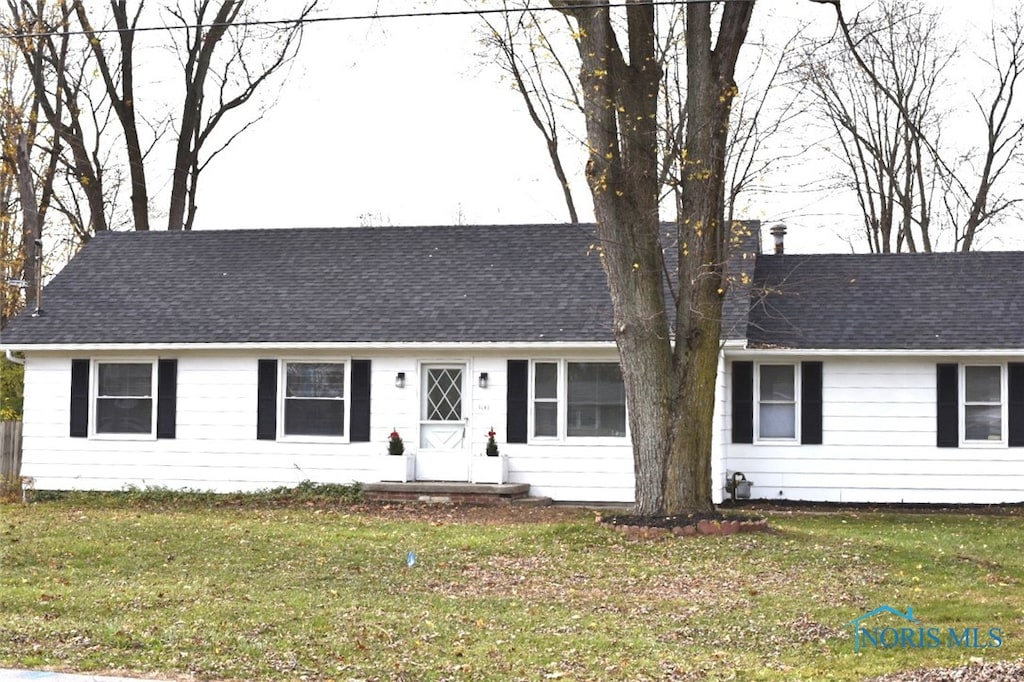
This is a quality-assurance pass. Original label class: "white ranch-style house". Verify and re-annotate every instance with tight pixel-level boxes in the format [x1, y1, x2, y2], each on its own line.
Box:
[3, 223, 1024, 505]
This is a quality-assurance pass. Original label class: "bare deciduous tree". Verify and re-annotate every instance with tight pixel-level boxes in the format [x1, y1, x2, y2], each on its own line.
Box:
[6, 0, 110, 238]
[801, 2, 952, 252]
[477, 3, 583, 224]
[811, 0, 1024, 252]
[0, 23, 61, 316]
[483, 3, 808, 237]
[75, 1, 151, 232]
[164, 0, 317, 231]
[724, 26, 812, 226]
[3, 0, 317, 237]
[548, 0, 754, 515]
[949, 10, 1024, 251]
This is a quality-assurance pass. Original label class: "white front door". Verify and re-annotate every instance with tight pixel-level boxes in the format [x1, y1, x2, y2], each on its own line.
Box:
[416, 364, 470, 481]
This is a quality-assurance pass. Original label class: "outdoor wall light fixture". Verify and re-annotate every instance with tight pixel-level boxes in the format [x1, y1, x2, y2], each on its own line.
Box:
[479, 372, 489, 389]
[395, 372, 406, 389]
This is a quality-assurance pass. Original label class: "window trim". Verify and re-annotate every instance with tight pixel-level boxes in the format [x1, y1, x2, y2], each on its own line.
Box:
[90, 359, 157, 440]
[754, 362, 801, 444]
[278, 358, 351, 442]
[529, 360, 562, 440]
[527, 359, 629, 443]
[960, 363, 1007, 446]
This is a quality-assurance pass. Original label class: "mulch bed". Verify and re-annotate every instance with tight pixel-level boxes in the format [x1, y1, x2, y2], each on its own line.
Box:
[599, 511, 769, 538]
[720, 499, 1024, 516]
[598, 498, 1024, 540]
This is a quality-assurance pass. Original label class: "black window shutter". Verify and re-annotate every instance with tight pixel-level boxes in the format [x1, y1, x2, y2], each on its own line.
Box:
[800, 361, 823, 445]
[507, 360, 528, 443]
[257, 359, 278, 440]
[731, 361, 754, 443]
[350, 359, 372, 442]
[1009, 364, 1024, 447]
[69, 359, 90, 438]
[936, 363, 959, 448]
[156, 359, 178, 439]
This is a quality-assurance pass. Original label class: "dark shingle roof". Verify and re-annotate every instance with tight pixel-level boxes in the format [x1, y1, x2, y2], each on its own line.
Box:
[2, 225, 615, 345]
[748, 252, 1024, 349]
[10, 225, 1019, 351]
[721, 222, 761, 341]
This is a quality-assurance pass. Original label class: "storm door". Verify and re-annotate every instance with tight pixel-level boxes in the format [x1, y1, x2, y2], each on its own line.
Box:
[416, 364, 470, 481]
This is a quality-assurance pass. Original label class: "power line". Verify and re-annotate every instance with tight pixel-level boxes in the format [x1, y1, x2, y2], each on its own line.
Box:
[2, 0, 735, 40]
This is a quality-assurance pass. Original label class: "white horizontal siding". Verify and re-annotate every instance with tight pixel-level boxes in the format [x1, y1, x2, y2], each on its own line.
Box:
[727, 453, 1024, 478]
[504, 443, 634, 503]
[30, 348, 1024, 506]
[711, 354, 728, 504]
[20, 349, 635, 503]
[722, 355, 1024, 504]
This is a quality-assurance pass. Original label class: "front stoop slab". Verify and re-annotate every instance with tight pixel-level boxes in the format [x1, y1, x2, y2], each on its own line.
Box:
[510, 495, 554, 506]
[362, 482, 549, 506]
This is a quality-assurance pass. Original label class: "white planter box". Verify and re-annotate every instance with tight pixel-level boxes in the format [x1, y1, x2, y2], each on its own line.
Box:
[378, 453, 416, 482]
[470, 455, 508, 484]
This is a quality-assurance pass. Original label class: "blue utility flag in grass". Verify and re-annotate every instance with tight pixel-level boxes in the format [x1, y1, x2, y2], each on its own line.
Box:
[407, 551, 417, 568]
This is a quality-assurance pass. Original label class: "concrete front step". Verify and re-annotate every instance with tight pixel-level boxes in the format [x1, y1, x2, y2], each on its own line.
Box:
[362, 482, 550, 506]
[510, 495, 554, 507]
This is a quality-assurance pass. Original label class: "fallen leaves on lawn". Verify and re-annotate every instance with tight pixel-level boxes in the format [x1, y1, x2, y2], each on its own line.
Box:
[864, 658, 1024, 682]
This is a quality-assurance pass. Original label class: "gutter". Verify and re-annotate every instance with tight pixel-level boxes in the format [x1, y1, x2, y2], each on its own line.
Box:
[723, 347, 1024, 358]
[0, 340, 621, 353]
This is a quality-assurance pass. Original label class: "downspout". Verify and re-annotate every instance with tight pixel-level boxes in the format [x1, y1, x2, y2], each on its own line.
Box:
[5, 349, 24, 365]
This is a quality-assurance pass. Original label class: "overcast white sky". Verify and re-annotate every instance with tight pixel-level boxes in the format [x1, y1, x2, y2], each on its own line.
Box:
[187, 0, 1013, 254]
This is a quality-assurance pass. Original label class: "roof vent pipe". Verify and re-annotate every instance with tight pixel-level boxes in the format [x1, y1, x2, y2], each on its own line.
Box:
[31, 238, 42, 317]
[770, 223, 787, 255]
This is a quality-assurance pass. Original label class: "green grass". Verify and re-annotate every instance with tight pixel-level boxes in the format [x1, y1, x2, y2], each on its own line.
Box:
[1, 496, 1022, 681]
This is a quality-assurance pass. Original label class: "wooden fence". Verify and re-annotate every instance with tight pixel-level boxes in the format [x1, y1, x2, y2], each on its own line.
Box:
[0, 420, 23, 499]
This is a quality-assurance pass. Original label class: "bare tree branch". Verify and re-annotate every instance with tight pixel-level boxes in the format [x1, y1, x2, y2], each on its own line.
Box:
[477, 2, 580, 223]
[816, 0, 1024, 252]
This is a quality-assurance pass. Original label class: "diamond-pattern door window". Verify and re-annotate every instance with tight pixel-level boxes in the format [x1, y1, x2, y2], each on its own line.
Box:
[426, 368, 462, 421]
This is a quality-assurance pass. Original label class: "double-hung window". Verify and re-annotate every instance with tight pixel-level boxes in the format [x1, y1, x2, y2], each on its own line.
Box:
[71, 358, 175, 439]
[283, 361, 347, 437]
[757, 364, 797, 440]
[532, 362, 559, 438]
[731, 360, 822, 445]
[963, 365, 1003, 442]
[95, 362, 155, 435]
[568, 363, 626, 437]
[529, 360, 627, 439]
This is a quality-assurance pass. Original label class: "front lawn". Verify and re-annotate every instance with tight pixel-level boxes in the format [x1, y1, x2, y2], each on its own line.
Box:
[1, 496, 1022, 681]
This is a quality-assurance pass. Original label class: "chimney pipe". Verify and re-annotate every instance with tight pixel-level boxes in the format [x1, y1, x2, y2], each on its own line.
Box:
[31, 238, 43, 317]
[770, 223, 787, 255]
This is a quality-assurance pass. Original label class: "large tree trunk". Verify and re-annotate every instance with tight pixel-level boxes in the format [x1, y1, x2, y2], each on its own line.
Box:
[561, 2, 673, 516]
[167, 0, 238, 231]
[556, 0, 753, 515]
[15, 134, 40, 312]
[667, 3, 753, 513]
[75, 0, 151, 231]
[10, 0, 109, 234]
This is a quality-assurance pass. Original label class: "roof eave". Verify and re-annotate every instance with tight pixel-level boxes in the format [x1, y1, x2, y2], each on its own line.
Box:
[0, 340, 620, 353]
[725, 347, 1024, 357]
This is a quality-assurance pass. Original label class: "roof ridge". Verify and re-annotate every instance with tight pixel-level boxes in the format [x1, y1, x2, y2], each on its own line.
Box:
[94, 223, 601, 237]
[760, 250, 1024, 257]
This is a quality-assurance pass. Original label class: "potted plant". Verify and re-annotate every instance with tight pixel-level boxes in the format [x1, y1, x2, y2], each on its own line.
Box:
[471, 427, 508, 484]
[388, 429, 405, 456]
[379, 428, 415, 482]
